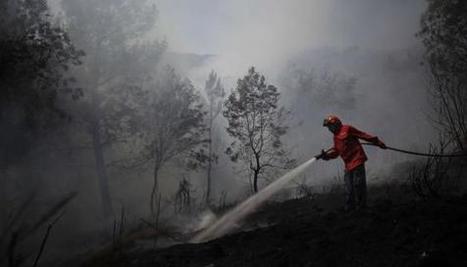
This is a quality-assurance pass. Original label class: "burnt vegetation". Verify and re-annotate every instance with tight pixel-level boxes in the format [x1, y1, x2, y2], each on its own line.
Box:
[1, 0, 467, 266]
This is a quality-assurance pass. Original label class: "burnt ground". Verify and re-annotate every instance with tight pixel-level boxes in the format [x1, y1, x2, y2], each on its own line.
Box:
[75, 185, 467, 267]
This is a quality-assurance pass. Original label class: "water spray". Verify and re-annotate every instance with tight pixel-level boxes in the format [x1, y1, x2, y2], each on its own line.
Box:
[191, 157, 317, 243]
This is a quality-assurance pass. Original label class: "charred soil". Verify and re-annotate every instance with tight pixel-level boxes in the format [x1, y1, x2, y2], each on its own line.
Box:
[79, 186, 467, 267]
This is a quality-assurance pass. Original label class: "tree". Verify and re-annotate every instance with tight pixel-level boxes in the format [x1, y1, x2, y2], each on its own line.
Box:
[61, 0, 164, 216]
[204, 71, 225, 204]
[224, 67, 295, 193]
[287, 66, 357, 111]
[0, 0, 82, 232]
[0, 0, 82, 164]
[418, 0, 467, 150]
[125, 67, 207, 216]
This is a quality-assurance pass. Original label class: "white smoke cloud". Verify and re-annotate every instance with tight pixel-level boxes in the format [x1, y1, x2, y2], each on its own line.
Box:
[155, 0, 426, 76]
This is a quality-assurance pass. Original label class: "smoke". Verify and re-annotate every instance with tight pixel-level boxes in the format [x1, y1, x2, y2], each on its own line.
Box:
[155, 0, 434, 187]
[156, 0, 425, 74]
[2, 0, 439, 263]
[32, 0, 436, 217]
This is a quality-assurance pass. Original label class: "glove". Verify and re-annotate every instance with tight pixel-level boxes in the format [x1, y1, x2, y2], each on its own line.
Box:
[316, 149, 329, 160]
[376, 139, 387, 149]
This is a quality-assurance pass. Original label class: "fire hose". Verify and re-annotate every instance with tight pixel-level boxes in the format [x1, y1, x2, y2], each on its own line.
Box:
[362, 142, 467, 158]
[316, 143, 467, 159]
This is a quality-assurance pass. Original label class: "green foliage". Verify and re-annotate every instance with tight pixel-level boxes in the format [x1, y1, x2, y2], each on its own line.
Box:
[419, 0, 467, 76]
[62, 0, 158, 48]
[115, 67, 208, 180]
[136, 67, 208, 169]
[118, 67, 208, 213]
[205, 70, 225, 121]
[0, 0, 83, 122]
[288, 67, 357, 110]
[0, 0, 83, 161]
[61, 0, 166, 143]
[418, 0, 467, 150]
[60, 0, 165, 216]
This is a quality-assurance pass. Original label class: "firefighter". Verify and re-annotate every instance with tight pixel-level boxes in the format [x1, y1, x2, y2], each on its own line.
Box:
[318, 115, 386, 211]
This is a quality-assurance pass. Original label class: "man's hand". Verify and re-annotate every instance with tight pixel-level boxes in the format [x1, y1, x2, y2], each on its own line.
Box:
[377, 139, 387, 149]
[316, 149, 330, 160]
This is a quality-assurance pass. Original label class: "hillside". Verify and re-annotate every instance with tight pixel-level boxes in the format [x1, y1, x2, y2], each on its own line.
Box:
[78, 185, 467, 267]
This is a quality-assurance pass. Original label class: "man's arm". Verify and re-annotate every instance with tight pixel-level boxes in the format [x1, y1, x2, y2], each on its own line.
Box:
[349, 126, 387, 149]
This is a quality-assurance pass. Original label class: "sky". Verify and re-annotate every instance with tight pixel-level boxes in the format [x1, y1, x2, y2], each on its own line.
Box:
[156, 0, 426, 56]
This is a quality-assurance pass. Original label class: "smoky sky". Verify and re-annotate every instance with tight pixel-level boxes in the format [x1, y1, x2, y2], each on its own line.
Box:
[156, 0, 426, 55]
[155, 0, 434, 182]
[45, 0, 434, 188]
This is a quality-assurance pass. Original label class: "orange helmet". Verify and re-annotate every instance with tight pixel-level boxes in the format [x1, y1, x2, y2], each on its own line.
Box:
[323, 115, 342, 127]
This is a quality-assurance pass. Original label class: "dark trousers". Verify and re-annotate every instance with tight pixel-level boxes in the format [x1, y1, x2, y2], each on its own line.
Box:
[344, 164, 367, 210]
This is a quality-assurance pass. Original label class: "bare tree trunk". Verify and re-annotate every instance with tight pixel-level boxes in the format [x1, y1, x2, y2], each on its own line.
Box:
[88, 43, 113, 218]
[150, 165, 159, 217]
[155, 194, 161, 229]
[253, 153, 261, 193]
[253, 170, 259, 193]
[0, 151, 7, 231]
[0, 114, 8, 230]
[92, 123, 114, 217]
[206, 119, 213, 204]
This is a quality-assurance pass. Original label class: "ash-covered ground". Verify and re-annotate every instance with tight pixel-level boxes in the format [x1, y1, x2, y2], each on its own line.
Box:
[67, 184, 467, 267]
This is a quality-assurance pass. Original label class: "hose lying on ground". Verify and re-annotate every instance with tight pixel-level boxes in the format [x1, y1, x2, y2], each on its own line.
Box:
[362, 142, 467, 158]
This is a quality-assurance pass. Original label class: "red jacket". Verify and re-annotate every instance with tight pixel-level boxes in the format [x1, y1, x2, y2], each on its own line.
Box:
[326, 125, 380, 171]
